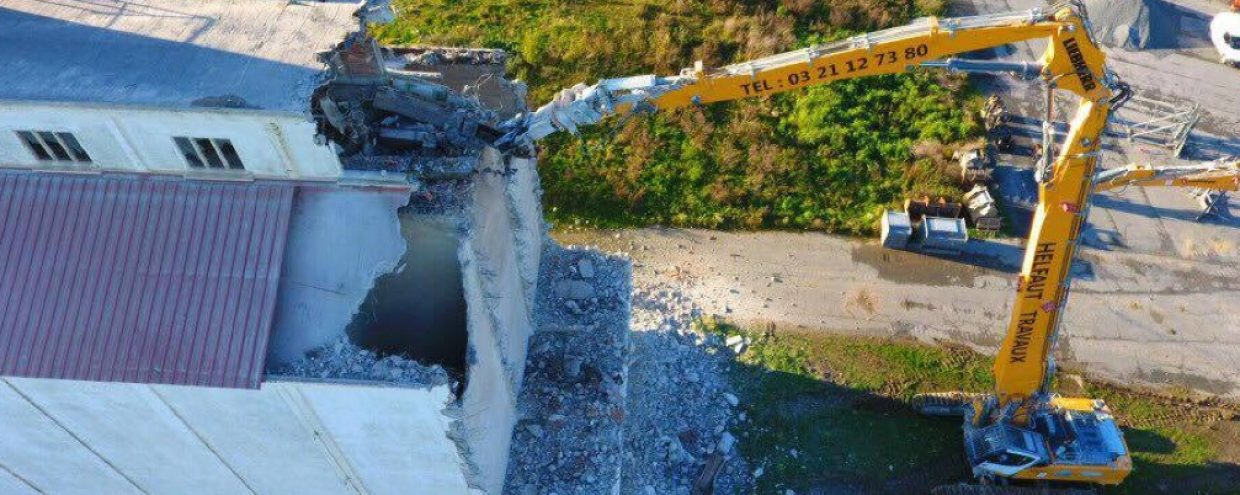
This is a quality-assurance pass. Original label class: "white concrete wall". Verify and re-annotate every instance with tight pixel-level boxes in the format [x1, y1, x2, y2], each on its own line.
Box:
[268, 186, 412, 366]
[0, 101, 342, 180]
[457, 149, 543, 493]
[0, 377, 471, 495]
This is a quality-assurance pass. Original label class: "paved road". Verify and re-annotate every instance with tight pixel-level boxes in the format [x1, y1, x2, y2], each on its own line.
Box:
[558, 227, 1240, 398]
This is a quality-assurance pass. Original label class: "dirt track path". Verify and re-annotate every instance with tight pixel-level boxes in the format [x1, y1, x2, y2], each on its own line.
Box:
[556, 227, 1240, 399]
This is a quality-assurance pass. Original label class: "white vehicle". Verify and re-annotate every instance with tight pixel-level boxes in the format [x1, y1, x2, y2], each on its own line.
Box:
[1213, 8, 1240, 67]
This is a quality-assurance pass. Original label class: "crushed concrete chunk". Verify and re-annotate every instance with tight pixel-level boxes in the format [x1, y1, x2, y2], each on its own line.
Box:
[505, 246, 631, 495]
[271, 337, 451, 388]
[577, 258, 595, 278]
[717, 432, 737, 455]
[554, 280, 596, 300]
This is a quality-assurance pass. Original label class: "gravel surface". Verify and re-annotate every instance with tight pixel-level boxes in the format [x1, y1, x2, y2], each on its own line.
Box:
[1084, 0, 1174, 50]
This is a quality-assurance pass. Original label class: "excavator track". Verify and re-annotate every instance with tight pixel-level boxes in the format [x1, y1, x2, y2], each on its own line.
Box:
[912, 392, 987, 417]
[932, 484, 1097, 495]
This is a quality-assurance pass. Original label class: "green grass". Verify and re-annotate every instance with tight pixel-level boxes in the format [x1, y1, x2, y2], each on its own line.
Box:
[699, 318, 1240, 493]
[376, 0, 980, 235]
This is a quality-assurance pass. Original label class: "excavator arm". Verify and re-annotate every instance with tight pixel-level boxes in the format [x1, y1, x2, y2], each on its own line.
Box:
[499, 6, 1112, 147]
[1094, 159, 1240, 192]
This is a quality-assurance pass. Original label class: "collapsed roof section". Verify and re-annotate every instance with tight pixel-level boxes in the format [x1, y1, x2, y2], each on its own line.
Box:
[311, 30, 529, 179]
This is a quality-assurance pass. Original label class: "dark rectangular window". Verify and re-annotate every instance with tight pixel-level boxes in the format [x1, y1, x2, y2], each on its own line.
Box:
[37, 131, 71, 161]
[16, 130, 92, 164]
[17, 131, 51, 160]
[58, 133, 92, 162]
[174, 137, 205, 168]
[216, 139, 244, 170]
[175, 137, 244, 171]
[194, 138, 225, 169]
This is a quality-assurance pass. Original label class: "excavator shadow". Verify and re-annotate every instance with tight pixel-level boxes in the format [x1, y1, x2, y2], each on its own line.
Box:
[1119, 428, 1240, 492]
[719, 358, 975, 493]
[1090, 194, 1238, 228]
[722, 353, 1240, 493]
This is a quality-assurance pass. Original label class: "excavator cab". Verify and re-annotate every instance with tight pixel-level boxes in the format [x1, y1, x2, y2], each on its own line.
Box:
[958, 397, 1132, 485]
[966, 424, 1048, 479]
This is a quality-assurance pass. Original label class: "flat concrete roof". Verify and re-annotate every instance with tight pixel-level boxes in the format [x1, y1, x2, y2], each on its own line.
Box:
[0, 0, 359, 113]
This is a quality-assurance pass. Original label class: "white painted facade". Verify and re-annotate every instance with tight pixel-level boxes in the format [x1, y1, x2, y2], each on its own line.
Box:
[0, 101, 343, 181]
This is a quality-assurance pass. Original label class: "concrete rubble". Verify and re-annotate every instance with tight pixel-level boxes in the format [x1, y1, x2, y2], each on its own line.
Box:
[311, 30, 524, 180]
[505, 245, 631, 494]
[621, 282, 754, 494]
[272, 337, 452, 388]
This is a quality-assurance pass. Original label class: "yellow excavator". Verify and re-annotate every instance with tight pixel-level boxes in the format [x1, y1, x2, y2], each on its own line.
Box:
[1093, 160, 1239, 193]
[495, 1, 1215, 489]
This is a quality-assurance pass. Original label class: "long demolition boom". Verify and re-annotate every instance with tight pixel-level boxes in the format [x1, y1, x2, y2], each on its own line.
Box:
[502, 1, 1136, 485]
[1094, 159, 1240, 192]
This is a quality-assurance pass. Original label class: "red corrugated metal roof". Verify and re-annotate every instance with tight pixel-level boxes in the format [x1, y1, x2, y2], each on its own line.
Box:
[0, 172, 294, 388]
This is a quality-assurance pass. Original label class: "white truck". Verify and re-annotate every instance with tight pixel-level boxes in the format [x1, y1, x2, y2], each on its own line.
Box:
[1213, 3, 1240, 67]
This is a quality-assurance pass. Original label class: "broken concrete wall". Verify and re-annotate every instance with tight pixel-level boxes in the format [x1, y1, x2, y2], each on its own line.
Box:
[268, 186, 410, 367]
[455, 148, 545, 493]
[270, 35, 547, 493]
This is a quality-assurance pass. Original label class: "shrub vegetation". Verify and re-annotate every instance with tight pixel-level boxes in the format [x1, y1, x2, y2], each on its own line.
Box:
[377, 0, 980, 234]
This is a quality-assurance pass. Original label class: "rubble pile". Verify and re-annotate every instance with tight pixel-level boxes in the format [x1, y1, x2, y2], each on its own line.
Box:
[506, 245, 632, 494]
[395, 47, 508, 67]
[312, 33, 508, 168]
[622, 282, 754, 494]
[271, 337, 452, 387]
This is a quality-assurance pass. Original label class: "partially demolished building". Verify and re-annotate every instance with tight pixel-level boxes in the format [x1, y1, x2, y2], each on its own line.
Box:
[0, 2, 606, 494]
